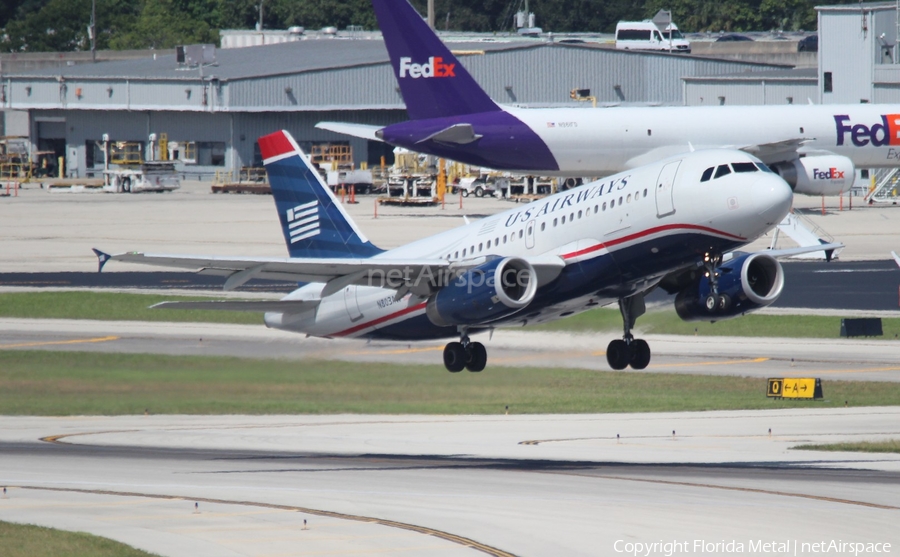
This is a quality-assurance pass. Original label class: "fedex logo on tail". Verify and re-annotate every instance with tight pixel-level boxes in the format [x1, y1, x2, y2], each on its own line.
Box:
[398, 56, 456, 79]
[813, 167, 844, 180]
[835, 114, 900, 146]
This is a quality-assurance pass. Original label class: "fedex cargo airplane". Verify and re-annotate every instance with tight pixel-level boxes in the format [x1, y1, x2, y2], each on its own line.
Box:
[318, 0, 900, 197]
[94, 130, 831, 372]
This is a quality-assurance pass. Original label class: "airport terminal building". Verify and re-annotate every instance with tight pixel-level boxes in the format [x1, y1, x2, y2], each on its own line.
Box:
[1, 1, 898, 179]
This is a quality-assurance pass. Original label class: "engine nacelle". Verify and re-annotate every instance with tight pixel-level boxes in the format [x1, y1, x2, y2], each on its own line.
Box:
[771, 155, 854, 196]
[675, 253, 784, 322]
[426, 257, 537, 327]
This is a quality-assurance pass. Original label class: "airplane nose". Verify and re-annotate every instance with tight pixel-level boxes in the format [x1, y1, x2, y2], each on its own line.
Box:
[753, 174, 793, 226]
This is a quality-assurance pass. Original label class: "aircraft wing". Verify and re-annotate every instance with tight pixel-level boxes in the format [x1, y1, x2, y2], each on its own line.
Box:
[315, 122, 384, 142]
[151, 300, 319, 312]
[94, 249, 566, 295]
[738, 138, 812, 164]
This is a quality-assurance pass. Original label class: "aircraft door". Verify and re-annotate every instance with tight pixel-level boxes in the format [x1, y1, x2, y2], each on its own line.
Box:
[343, 285, 364, 322]
[655, 161, 681, 218]
[525, 219, 536, 249]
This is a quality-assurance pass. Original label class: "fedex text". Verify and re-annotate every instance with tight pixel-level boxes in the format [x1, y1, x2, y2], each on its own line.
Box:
[398, 56, 456, 79]
[835, 114, 900, 147]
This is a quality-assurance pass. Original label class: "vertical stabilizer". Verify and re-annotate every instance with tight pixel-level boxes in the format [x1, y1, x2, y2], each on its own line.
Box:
[373, 0, 501, 119]
[259, 130, 383, 259]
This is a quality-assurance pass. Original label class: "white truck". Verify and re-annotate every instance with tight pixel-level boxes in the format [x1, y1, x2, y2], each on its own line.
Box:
[615, 19, 691, 53]
[105, 161, 181, 193]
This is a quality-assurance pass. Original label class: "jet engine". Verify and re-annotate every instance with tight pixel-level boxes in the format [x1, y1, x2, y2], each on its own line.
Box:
[770, 155, 854, 196]
[674, 253, 784, 322]
[426, 257, 537, 327]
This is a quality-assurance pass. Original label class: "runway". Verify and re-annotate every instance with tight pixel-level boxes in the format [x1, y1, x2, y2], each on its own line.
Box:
[1, 412, 899, 556]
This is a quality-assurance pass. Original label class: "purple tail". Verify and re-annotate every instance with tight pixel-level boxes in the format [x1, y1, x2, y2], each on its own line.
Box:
[373, 0, 501, 120]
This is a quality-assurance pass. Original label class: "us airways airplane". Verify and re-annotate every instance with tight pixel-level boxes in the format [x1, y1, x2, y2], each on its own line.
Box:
[95, 130, 831, 372]
[318, 0, 900, 197]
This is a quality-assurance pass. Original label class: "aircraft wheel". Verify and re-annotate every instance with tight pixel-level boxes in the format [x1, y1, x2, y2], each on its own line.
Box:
[443, 342, 466, 373]
[465, 342, 487, 372]
[629, 339, 651, 370]
[717, 294, 731, 311]
[606, 339, 630, 370]
[704, 294, 717, 312]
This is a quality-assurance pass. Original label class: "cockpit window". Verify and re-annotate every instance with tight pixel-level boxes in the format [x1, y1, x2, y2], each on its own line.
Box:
[714, 164, 731, 179]
[756, 162, 774, 173]
[731, 162, 758, 173]
[700, 167, 714, 182]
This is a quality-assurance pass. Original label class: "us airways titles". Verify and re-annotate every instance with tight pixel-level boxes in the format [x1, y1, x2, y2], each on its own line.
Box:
[835, 114, 900, 146]
[398, 56, 456, 78]
[505, 175, 631, 227]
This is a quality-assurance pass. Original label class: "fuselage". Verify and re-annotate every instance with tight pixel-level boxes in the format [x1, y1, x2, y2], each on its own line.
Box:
[265, 149, 792, 341]
[378, 103, 900, 184]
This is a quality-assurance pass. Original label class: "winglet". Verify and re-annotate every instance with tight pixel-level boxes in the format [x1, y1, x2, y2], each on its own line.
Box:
[92, 248, 112, 273]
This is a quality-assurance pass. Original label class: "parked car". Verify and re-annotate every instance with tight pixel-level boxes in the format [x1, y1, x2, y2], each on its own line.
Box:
[716, 34, 753, 42]
[615, 20, 691, 53]
[798, 34, 818, 52]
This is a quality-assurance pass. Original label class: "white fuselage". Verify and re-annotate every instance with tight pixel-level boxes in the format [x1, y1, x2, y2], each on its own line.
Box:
[509, 103, 900, 175]
[265, 149, 793, 340]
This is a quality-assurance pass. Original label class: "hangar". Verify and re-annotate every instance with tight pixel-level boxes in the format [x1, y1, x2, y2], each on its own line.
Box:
[1, 37, 786, 179]
[1, 1, 897, 179]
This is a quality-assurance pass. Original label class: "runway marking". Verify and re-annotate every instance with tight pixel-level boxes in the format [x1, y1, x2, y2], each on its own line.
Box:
[0, 335, 119, 349]
[348, 346, 444, 356]
[561, 472, 900, 511]
[652, 357, 769, 368]
[15, 486, 516, 557]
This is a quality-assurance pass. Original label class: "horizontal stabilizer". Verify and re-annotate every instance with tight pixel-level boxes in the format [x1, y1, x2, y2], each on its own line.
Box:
[763, 242, 844, 259]
[151, 300, 318, 312]
[418, 124, 482, 145]
[315, 122, 384, 142]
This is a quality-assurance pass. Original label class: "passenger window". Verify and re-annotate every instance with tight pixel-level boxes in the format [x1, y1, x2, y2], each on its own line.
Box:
[732, 162, 758, 173]
[627, 194, 632, 203]
[562, 216, 566, 224]
[594, 205, 598, 213]
[486, 240, 491, 248]
[541, 222, 546, 231]
[603, 202, 607, 211]
[503, 236, 507, 244]
[618, 196, 623, 205]
[462, 249, 466, 256]
[610, 199, 615, 208]
[518, 230, 523, 238]
[644, 189, 648, 197]
[701, 167, 714, 182]
[714, 165, 731, 179]
[553, 218, 558, 226]
[570, 212, 574, 221]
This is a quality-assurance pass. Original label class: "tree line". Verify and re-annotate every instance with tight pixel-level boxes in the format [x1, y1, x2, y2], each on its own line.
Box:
[1, 0, 856, 53]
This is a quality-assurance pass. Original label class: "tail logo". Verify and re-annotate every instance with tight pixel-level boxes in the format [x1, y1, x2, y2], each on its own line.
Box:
[287, 200, 320, 243]
[398, 56, 456, 79]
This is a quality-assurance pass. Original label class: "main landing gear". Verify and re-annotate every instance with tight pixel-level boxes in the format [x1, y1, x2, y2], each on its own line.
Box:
[701, 252, 730, 313]
[443, 328, 487, 373]
[607, 294, 651, 370]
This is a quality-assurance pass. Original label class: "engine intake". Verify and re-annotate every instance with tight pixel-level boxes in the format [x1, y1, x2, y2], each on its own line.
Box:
[675, 253, 784, 322]
[426, 257, 537, 327]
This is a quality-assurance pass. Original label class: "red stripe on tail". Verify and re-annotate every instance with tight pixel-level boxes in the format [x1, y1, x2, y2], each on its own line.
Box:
[258, 130, 295, 160]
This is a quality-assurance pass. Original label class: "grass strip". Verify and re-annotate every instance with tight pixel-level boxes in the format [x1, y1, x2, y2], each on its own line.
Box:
[2, 351, 899, 415]
[792, 440, 900, 453]
[0, 291, 261, 325]
[533, 308, 900, 339]
[3, 292, 899, 339]
[0, 521, 160, 557]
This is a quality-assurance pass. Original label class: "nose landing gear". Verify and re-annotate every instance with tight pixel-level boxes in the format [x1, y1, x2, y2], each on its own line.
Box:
[443, 329, 487, 372]
[606, 294, 651, 370]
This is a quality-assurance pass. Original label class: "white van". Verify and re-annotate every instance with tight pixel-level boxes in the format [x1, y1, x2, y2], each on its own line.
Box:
[615, 20, 691, 53]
